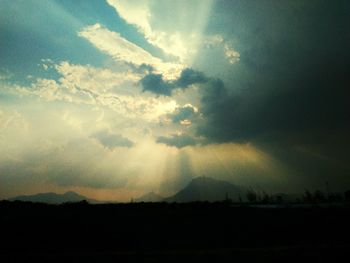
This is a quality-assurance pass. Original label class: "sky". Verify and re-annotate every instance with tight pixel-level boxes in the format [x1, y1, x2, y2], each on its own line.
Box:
[0, 0, 349, 201]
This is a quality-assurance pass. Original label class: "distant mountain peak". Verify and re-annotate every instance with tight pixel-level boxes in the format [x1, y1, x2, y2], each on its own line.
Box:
[63, 191, 85, 197]
[164, 176, 246, 202]
[8, 191, 97, 204]
[191, 176, 226, 183]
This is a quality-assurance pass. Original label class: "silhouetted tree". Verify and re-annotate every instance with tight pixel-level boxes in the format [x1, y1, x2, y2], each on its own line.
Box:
[275, 194, 284, 204]
[314, 190, 326, 203]
[303, 189, 313, 203]
[261, 191, 270, 204]
[223, 192, 232, 204]
[247, 189, 257, 203]
[238, 194, 243, 203]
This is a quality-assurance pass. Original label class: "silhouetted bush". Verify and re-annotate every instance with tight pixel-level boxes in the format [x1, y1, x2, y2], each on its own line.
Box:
[261, 191, 271, 203]
[247, 189, 257, 203]
[328, 193, 343, 203]
[275, 195, 284, 204]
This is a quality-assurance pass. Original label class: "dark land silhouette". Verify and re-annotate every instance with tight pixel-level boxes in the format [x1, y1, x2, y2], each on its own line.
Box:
[134, 191, 164, 202]
[1, 200, 350, 262]
[163, 176, 247, 202]
[9, 176, 348, 205]
[2, 177, 350, 262]
[8, 191, 100, 204]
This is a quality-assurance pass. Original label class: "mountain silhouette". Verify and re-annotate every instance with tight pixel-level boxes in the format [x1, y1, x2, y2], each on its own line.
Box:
[164, 176, 246, 202]
[134, 192, 164, 202]
[8, 191, 98, 204]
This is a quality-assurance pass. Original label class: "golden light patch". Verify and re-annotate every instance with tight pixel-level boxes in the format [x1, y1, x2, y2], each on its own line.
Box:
[180, 119, 192, 126]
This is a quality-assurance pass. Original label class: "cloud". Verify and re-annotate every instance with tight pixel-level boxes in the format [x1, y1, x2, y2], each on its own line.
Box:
[107, 0, 215, 64]
[55, 61, 138, 93]
[92, 130, 134, 149]
[106, 0, 151, 36]
[196, 68, 349, 145]
[174, 68, 207, 88]
[0, 100, 186, 197]
[196, 1, 350, 145]
[133, 1, 346, 150]
[79, 23, 158, 67]
[0, 103, 132, 192]
[78, 23, 183, 79]
[156, 134, 198, 148]
[7, 61, 179, 122]
[12, 61, 139, 106]
[223, 43, 240, 64]
[140, 73, 173, 96]
[149, 47, 349, 149]
[0, 69, 13, 81]
[169, 105, 198, 125]
[140, 68, 208, 96]
[203, 35, 240, 65]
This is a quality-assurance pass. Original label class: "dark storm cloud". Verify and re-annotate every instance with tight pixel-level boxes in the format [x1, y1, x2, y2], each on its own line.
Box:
[156, 134, 197, 148]
[186, 0, 350, 190]
[140, 68, 207, 96]
[174, 68, 207, 88]
[198, 0, 350, 144]
[140, 73, 174, 96]
[92, 130, 134, 149]
[191, 0, 350, 144]
[170, 105, 198, 124]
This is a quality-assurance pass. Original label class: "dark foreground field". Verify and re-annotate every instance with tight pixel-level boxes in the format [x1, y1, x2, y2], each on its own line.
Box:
[1, 201, 350, 262]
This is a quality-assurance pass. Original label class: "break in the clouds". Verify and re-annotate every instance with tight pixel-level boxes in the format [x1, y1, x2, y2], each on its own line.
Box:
[0, 0, 349, 201]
